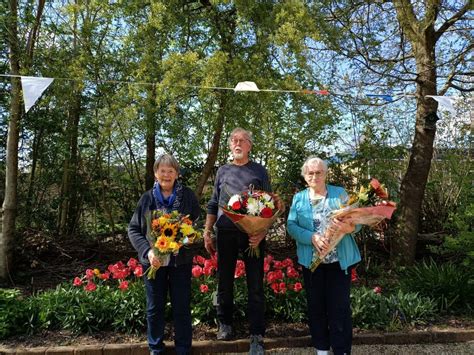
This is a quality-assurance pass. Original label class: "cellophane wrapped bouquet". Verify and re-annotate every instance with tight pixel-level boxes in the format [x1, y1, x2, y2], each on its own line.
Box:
[222, 186, 284, 257]
[310, 178, 396, 271]
[145, 210, 202, 279]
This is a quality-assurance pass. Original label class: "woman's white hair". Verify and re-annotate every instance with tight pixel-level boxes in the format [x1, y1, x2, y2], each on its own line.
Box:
[301, 156, 328, 177]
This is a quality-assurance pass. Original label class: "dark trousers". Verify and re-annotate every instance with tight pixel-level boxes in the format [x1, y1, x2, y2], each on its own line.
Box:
[144, 262, 192, 355]
[216, 229, 266, 336]
[302, 262, 352, 355]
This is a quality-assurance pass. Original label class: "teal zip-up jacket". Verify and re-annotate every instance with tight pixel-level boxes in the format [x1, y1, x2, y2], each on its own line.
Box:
[287, 185, 361, 272]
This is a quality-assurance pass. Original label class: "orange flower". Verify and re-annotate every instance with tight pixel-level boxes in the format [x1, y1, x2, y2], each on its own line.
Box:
[152, 219, 161, 230]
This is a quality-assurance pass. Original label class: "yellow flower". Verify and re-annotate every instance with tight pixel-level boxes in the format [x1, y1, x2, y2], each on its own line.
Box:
[155, 236, 169, 252]
[162, 222, 178, 238]
[158, 215, 168, 226]
[180, 223, 195, 236]
[169, 241, 180, 253]
[93, 268, 101, 276]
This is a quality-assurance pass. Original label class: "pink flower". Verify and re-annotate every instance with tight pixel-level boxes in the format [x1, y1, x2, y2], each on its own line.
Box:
[200, 284, 209, 293]
[192, 265, 203, 278]
[84, 281, 97, 292]
[100, 271, 111, 280]
[127, 258, 139, 268]
[193, 255, 206, 265]
[286, 266, 299, 279]
[293, 282, 303, 292]
[202, 266, 213, 276]
[133, 266, 143, 278]
[73, 277, 83, 286]
[85, 269, 94, 280]
[373, 286, 382, 294]
[270, 282, 279, 294]
[282, 258, 294, 268]
[263, 260, 271, 273]
[119, 281, 129, 291]
[279, 282, 287, 294]
[273, 261, 284, 270]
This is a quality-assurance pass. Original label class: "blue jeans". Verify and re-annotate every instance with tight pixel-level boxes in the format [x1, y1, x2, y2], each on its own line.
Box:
[216, 229, 266, 336]
[144, 261, 192, 355]
[302, 262, 352, 355]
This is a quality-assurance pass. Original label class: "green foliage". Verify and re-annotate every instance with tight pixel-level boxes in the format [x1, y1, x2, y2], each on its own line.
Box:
[0, 289, 34, 339]
[398, 259, 474, 314]
[33, 282, 146, 334]
[351, 287, 436, 330]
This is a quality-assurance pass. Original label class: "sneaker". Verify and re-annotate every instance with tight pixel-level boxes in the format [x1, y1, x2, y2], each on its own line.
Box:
[249, 334, 264, 355]
[217, 323, 233, 340]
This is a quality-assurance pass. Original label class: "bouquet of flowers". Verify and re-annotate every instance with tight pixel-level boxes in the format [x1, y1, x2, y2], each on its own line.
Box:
[310, 178, 396, 272]
[145, 210, 202, 279]
[222, 185, 284, 257]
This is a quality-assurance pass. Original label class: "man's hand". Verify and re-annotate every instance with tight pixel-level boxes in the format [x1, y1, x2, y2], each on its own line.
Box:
[248, 231, 266, 248]
[204, 231, 216, 255]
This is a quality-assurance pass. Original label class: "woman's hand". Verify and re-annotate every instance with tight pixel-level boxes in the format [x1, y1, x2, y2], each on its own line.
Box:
[312, 233, 330, 254]
[148, 249, 162, 268]
[248, 231, 266, 248]
[332, 218, 355, 235]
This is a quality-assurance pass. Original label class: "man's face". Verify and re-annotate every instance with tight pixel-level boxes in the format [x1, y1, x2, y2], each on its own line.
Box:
[230, 132, 251, 160]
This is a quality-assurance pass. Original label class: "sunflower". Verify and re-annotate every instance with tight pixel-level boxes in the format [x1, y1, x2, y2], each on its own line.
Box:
[155, 236, 169, 252]
[162, 222, 178, 238]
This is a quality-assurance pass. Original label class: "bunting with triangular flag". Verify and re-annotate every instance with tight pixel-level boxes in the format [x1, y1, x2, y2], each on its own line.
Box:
[20, 76, 54, 113]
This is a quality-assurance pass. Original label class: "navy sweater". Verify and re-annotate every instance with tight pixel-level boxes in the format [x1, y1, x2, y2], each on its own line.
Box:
[207, 161, 271, 231]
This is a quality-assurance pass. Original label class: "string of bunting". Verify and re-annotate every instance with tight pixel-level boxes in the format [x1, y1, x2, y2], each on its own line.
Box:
[0, 74, 459, 115]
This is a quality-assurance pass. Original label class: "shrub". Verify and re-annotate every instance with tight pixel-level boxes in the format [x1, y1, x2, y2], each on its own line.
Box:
[398, 258, 473, 313]
[0, 289, 34, 339]
[351, 287, 436, 330]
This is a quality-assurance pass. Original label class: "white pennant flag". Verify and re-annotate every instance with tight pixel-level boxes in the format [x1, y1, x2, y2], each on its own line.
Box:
[234, 81, 260, 92]
[21, 76, 54, 113]
[426, 95, 456, 115]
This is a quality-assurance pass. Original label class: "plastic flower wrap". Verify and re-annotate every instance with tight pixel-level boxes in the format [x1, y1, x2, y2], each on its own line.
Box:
[145, 210, 202, 279]
[222, 185, 284, 257]
[310, 178, 396, 272]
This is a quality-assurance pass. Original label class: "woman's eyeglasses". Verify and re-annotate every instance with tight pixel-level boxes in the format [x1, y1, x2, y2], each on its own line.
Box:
[306, 171, 325, 178]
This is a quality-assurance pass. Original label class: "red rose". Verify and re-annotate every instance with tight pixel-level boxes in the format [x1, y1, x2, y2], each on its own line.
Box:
[373, 286, 382, 294]
[260, 207, 273, 218]
[270, 282, 279, 294]
[73, 277, 83, 286]
[351, 269, 358, 282]
[200, 284, 209, 293]
[134, 266, 143, 278]
[232, 201, 242, 210]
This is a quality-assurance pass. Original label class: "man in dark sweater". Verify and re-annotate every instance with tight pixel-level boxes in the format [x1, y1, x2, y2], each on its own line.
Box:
[204, 127, 272, 355]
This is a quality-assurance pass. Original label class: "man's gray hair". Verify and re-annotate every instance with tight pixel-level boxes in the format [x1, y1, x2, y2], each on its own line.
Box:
[301, 156, 328, 177]
[153, 153, 180, 173]
[228, 127, 254, 147]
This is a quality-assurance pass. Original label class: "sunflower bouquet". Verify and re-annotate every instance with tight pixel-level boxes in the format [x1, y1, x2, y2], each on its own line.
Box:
[145, 210, 201, 279]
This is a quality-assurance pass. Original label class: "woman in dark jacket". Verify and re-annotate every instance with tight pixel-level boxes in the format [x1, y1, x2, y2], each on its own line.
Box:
[128, 153, 200, 355]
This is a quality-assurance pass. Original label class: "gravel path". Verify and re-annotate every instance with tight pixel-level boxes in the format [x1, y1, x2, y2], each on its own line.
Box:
[218, 342, 474, 354]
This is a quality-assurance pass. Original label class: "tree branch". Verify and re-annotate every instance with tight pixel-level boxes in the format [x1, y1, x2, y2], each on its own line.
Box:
[435, 1, 471, 41]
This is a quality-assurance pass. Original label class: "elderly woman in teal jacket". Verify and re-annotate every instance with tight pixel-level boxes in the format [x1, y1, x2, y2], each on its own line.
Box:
[287, 157, 361, 355]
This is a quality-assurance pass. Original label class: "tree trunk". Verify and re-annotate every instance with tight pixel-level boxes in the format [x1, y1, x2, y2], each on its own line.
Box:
[391, 16, 438, 264]
[145, 87, 157, 191]
[1, 0, 21, 281]
[194, 92, 227, 199]
[58, 91, 81, 237]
